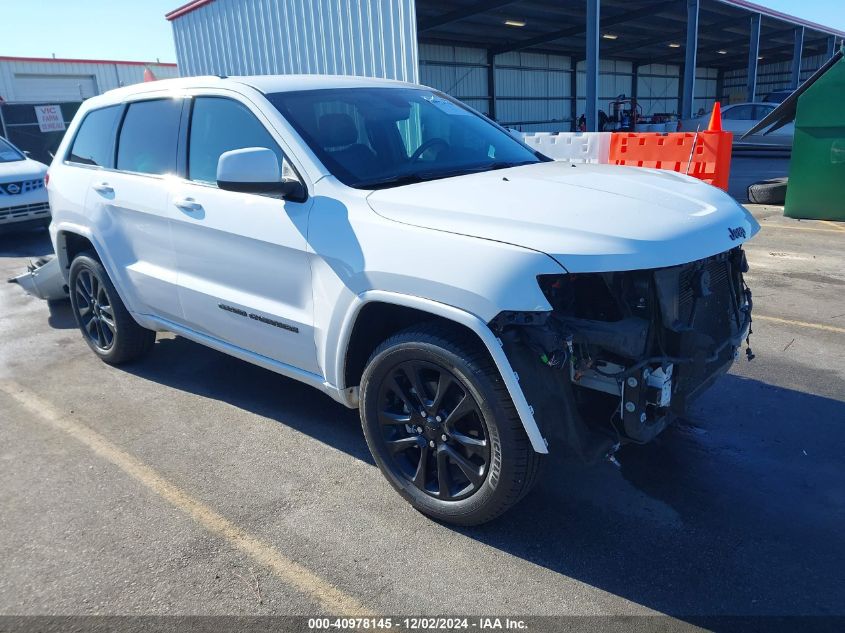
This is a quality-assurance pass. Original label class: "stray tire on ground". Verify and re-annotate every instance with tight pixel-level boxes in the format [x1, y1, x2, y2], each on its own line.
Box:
[748, 177, 788, 205]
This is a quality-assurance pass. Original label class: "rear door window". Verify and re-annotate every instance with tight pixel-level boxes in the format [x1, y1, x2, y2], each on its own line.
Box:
[116, 99, 182, 176]
[67, 105, 123, 167]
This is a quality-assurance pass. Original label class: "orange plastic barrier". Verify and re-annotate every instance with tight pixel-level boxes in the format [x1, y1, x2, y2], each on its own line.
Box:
[608, 130, 733, 191]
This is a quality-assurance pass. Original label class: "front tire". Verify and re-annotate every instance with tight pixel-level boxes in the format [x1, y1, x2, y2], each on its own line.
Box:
[69, 252, 155, 365]
[360, 324, 542, 525]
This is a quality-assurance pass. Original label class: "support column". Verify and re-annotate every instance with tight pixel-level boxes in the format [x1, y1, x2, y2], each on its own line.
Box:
[825, 35, 836, 59]
[487, 50, 497, 121]
[586, 0, 600, 131]
[747, 13, 761, 102]
[681, 0, 699, 119]
[716, 68, 725, 107]
[631, 63, 639, 101]
[790, 26, 804, 90]
[570, 56, 578, 131]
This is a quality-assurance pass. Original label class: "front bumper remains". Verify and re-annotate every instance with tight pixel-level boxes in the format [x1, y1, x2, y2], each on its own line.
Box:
[7, 255, 69, 301]
[491, 247, 753, 459]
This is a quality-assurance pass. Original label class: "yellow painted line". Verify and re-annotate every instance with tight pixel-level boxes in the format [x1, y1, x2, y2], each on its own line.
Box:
[0, 382, 373, 617]
[760, 223, 845, 234]
[818, 220, 845, 232]
[755, 314, 845, 335]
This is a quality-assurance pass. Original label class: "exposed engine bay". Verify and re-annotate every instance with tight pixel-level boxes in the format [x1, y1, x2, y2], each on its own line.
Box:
[491, 247, 753, 461]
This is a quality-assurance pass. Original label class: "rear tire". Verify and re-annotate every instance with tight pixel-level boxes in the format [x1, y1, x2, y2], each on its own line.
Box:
[68, 252, 155, 365]
[360, 323, 542, 526]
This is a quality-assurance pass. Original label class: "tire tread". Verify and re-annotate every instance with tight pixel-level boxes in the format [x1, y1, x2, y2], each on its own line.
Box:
[364, 321, 542, 525]
[69, 252, 155, 365]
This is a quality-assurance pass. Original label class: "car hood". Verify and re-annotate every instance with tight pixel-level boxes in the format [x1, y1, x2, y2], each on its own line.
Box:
[0, 157, 48, 181]
[367, 161, 760, 272]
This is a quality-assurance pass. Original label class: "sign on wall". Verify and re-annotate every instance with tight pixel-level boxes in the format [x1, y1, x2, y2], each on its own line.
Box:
[34, 105, 66, 133]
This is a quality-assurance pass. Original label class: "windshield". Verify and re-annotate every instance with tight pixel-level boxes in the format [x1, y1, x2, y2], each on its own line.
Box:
[266, 87, 546, 189]
[0, 138, 25, 163]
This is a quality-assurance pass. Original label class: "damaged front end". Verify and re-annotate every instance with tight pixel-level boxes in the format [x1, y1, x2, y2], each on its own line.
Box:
[491, 247, 753, 461]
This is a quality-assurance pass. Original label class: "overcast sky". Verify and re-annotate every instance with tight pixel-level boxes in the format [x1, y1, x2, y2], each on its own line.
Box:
[3, 0, 843, 64]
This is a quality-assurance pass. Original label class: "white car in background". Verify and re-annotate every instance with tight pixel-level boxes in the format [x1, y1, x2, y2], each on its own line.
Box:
[681, 103, 794, 149]
[0, 136, 50, 231]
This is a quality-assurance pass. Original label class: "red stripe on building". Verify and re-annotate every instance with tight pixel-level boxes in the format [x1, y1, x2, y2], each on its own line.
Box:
[0, 56, 177, 67]
[166, 0, 216, 21]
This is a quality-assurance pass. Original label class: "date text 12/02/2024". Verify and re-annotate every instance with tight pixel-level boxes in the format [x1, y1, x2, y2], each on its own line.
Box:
[307, 617, 528, 630]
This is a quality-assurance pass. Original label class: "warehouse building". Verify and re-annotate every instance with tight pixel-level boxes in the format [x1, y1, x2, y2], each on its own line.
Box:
[166, 0, 844, 133]
[0, 56, 179, 162]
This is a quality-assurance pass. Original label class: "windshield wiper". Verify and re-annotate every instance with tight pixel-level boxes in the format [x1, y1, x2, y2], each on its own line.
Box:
[356, 174, 428, 190]
[357, 160, 538, 190]
[467, 160, 536, 173]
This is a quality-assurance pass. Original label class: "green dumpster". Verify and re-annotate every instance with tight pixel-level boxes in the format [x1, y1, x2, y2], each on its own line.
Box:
[785, 52, 845, 220]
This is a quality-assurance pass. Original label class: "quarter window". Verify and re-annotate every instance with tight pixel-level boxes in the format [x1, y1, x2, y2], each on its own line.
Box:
[116, 99, 182, 175]
[67, 105, 122, 167]
[188, 97, 283, 184]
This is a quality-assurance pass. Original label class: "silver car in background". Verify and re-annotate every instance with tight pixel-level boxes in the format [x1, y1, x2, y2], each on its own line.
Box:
[681, 103, 794, 150]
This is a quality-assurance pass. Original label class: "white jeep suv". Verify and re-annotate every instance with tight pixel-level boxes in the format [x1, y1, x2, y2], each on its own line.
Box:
[48, 75, 757, 525]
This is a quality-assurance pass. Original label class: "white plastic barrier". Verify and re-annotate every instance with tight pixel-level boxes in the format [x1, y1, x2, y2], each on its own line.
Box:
[521, 132, 612, 164]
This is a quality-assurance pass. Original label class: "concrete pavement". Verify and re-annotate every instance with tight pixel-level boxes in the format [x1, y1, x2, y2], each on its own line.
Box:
[1, 205, 843, 625]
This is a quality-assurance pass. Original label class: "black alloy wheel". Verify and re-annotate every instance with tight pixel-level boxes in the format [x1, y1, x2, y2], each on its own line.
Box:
[360, 324, 543, 525]
[377, 359, 490, 501]
[74, 267, 116, 351]
[68, 252, 156, 365]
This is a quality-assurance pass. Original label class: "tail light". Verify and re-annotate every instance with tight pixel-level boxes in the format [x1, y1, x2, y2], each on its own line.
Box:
[44, 172, 50, 187]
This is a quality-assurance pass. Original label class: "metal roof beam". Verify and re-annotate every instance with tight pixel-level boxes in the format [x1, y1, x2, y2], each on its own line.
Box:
[599, 14, 738, 58]
[710, 0, 845, 39]
[491, 0, 676, 55]
[641, 24, 797, 64]
[585, 0, 600, 131]
[752, 35, 829, 58]
[790, 26, 804, 89]
[681, 0, 700, 119]
[418, 0, 518, 32]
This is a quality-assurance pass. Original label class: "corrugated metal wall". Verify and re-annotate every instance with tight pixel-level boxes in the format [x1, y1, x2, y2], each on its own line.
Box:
[418, 44, 489, 115]
[0, 59, 179, 102]
[635, 64, 677, 116]
[497, 51, 571, 132]
[418, 44, 572, 132]
[694, 67, 718, 116]
[576, 59, 633, 122]
[419, 44, 719, 131]
[723, 53, 827, 102]
[171, 0, 419, 82]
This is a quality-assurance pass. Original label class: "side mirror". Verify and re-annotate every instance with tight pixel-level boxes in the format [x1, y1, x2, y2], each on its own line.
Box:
[217, 147, 306, 201]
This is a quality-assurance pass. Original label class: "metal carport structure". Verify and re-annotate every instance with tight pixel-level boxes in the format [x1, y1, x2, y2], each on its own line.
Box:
[167, 0, 845, 131]
[415, 0, 844, 130]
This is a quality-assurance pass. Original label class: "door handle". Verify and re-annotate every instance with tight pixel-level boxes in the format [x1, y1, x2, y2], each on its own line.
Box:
[92, 182, 113, 195]
[173, 197, 203, 212]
